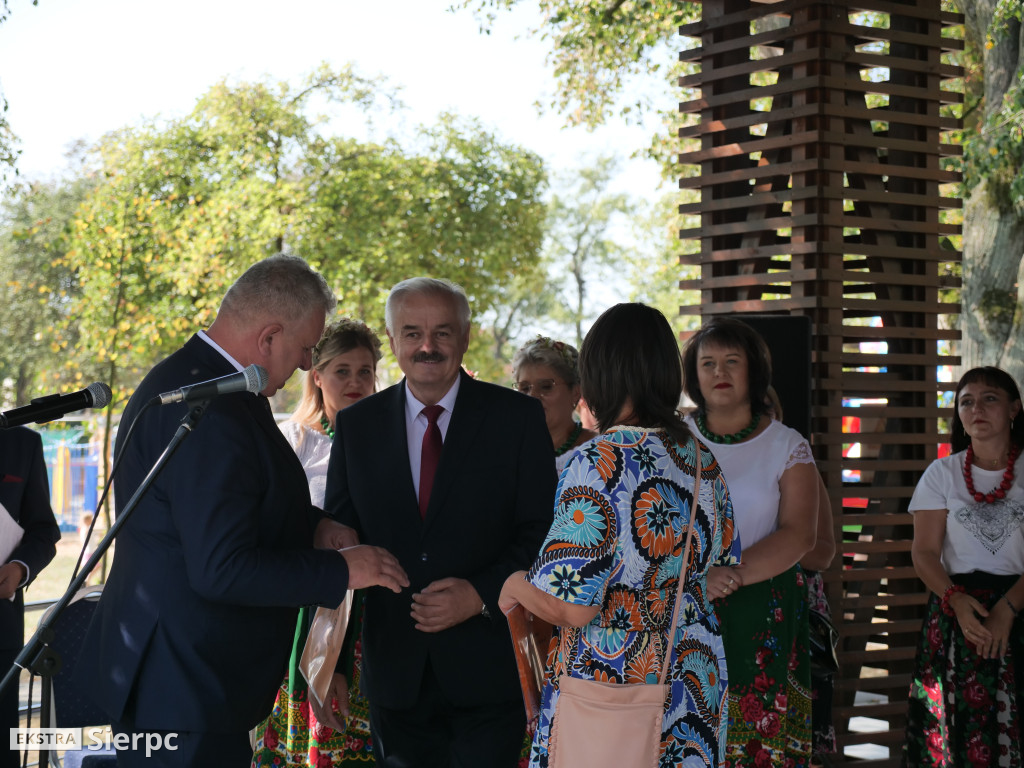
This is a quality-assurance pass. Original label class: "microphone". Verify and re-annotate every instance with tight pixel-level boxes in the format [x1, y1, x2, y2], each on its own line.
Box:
[156, 364, 269, 405]
[0, 382, 113, 429]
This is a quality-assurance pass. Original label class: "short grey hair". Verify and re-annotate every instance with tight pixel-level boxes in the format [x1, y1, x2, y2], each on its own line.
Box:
[512, 336, 580, 386]
[220, 254, 336, 324]
[385, 277, 471, 334]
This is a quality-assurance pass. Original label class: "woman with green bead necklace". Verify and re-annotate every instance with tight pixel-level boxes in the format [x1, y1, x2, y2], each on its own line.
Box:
[681, 316, 819, 768]
[513, 336, 598, 473]
[252, 318, 382, 768]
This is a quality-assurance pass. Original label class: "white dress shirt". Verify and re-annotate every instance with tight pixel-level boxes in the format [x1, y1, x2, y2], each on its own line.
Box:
[404, 377, 461, 500]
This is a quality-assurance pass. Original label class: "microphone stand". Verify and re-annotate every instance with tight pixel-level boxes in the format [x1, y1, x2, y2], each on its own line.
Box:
[0, 399, 213, 766]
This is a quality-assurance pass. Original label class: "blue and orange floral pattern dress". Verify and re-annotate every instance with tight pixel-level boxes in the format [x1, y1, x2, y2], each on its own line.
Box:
[526, 427, 738, 767]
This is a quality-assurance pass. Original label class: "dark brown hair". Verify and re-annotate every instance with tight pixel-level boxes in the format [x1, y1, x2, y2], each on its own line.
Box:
[579, 303, 689, 445]
[682, 316, 773, 417]
[951, 366, 1024, 452]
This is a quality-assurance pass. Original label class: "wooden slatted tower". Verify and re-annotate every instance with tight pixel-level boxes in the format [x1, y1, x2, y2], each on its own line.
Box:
[677, 1, 962, 765]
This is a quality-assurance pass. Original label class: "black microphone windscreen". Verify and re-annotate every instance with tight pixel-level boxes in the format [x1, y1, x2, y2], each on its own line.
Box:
[87, 382, 113, 409]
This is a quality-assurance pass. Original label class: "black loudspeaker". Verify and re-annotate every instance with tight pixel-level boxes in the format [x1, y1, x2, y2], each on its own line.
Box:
[733, 314, 813, 440]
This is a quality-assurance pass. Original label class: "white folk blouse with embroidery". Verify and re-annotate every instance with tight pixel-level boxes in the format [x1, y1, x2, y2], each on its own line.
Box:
[909, 450, 1024, 576]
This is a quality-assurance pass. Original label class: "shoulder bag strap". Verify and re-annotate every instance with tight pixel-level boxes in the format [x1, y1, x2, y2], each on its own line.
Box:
[658, 437, 702, 686]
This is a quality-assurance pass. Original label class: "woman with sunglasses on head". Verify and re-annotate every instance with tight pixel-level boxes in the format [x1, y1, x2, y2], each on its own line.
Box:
[682, 316, 819, 767]
[252, 318, 382, 768]
[903, 366, 1024, 767]
[513, 336, 597, 472]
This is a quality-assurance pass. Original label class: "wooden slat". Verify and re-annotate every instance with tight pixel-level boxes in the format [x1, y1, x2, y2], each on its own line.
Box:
[841, 594, 928, 608]
[815, 324, 959, 340]
[841, 619, 922, 636]
[835, 673, 911, 693]
[678, 187, 961, 215]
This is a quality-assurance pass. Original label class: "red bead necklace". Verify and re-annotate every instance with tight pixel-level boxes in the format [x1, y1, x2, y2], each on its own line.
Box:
[963, 443, 1020, 503]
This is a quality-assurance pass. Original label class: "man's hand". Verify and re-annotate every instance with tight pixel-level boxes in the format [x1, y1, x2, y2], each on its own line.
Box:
[0, 562, 26, 600]
[339, 546, 409, 593]
[309, 672, 350, 734]
[315, 518, 360, 550]
[411, 577, 482, 633]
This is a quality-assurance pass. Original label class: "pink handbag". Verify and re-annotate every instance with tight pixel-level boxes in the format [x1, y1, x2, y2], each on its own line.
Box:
[547, 440, 702, 768]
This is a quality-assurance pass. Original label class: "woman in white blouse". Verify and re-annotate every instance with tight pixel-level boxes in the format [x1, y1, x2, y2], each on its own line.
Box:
[903, 366, 1024, 767]
[252, 318, 382, 768]
[681, 316, 819, 767]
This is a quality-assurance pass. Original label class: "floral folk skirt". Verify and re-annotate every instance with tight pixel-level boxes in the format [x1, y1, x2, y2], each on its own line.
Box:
[251, 603, 375, 767]
[902, 571, 1024, 767]
[718, 565, 812, 767]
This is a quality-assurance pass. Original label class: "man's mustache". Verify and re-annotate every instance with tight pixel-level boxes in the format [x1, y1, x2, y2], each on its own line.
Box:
[412, 352, 447, 364]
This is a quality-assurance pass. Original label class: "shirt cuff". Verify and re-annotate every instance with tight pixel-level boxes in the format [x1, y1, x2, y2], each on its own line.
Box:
[12, 559, 30, 588]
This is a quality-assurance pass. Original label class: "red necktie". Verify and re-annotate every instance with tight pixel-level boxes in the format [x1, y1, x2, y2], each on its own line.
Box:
[419, 405, 444, 518]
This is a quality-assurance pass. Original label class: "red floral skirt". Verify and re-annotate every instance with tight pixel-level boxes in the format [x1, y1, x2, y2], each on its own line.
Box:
[902, 571, 1024, 767]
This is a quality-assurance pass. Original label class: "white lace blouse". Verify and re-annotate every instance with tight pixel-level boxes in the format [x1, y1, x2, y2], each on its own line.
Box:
[684, 415, 815, 550]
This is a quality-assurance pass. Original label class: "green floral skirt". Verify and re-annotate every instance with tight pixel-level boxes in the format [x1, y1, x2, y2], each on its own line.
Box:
[718, 565, 812, 767]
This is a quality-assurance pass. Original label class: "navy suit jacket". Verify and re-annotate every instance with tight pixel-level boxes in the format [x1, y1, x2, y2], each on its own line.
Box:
[78, 335, 351, 733]
[0, 427, 61, 651]
[325, 371, 556, 709]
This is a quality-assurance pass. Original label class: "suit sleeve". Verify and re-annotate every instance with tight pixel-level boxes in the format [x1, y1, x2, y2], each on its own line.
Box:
[466, 396, 556, 616]
[8, 430, 61, 586]
[324, 426, 362, 538]
[162, 403, 349, 609]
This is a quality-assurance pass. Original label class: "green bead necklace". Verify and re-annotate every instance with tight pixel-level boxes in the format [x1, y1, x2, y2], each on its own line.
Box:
[555, 421, 583, 457]
[320, 414, 335, 441]
[695, 411, 759, 445]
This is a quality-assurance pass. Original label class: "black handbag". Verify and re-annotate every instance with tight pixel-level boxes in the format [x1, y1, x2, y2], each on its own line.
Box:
[808, 609, 839, 677]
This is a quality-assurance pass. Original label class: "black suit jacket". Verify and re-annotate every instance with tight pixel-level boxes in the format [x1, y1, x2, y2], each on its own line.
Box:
[325, 371, 556, 709]
[0, 427, 61, 651]
[78, 335, 351, 733]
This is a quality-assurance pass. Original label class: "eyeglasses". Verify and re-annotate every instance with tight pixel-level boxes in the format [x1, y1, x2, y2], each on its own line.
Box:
[514, 379, 564, 397]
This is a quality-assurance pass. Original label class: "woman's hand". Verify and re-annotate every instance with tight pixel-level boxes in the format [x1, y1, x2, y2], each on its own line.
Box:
[950, 591, 993, 652]
[979, 598, 1016, 658]
[707, 565, 741, 601]
[309, 672, 350, 733]
[499, 570, 528, 614]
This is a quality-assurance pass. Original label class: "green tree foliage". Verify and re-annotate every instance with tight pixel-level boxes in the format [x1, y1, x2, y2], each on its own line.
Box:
[625, 192, 698, 338]
[458, 0, 698, 173]
[0, 177, 90, 404]
[50, 65, 546, 405]
[542, 156, 630, 347]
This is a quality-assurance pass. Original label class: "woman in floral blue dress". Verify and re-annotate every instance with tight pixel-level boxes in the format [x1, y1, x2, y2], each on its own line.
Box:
[500, 303, 738, 767]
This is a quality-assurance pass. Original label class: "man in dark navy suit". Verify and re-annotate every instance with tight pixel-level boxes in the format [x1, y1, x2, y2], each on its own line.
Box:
[325, 278, 556, 767]
[78, 254, 408, 767]
[0, 426, 61, 768]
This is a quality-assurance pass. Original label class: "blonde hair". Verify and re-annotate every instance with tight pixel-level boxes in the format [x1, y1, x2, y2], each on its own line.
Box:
[290, 318, 383, 431]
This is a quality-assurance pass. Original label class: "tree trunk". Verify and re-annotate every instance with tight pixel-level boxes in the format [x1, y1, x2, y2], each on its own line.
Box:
[961, 181, 1024, 369]
[958, 0, 1024, 373]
